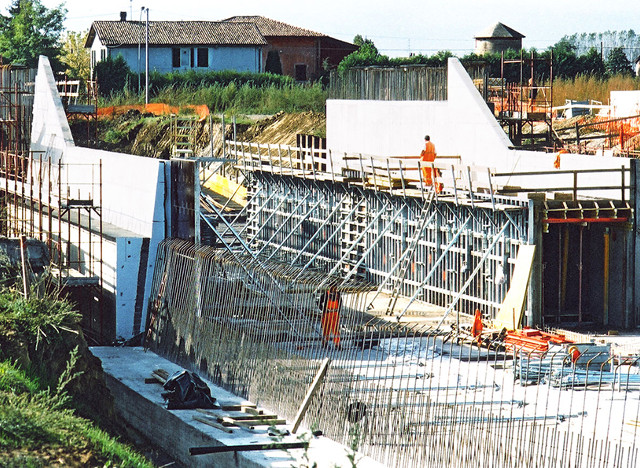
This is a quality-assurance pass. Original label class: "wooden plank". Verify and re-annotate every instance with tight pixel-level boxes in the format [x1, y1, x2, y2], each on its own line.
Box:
[493, 245, 536, 330]
[292, 358, 331, 433]
[193, 415, 234, 434]
[190, 441, 309, 456]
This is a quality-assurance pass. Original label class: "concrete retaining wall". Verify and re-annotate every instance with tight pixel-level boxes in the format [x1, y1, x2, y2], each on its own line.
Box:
[327, 58, 631, 199]
[30, 55, 168, 340]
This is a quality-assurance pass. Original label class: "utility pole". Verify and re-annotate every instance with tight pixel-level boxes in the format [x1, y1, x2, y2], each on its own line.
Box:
[138, 7, 144, 93]
[145, 7, 149, 105]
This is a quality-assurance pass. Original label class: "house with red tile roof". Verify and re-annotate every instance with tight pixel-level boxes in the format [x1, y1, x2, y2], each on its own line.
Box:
[85, 14, 266, 77]
[223, 16, 356, 81]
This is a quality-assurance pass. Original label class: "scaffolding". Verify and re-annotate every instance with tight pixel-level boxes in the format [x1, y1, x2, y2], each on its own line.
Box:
[475, 51, 554, 149]
[0, 61, 34, 155]
[57, 76, 99, 147]
[0, 67, 105, 340]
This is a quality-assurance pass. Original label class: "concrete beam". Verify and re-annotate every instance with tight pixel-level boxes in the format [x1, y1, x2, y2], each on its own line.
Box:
[91, 346, 386, 468]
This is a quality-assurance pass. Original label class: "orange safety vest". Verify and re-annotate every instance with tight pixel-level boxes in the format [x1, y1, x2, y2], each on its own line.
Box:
[421, 141, 437, 162]
[471, 309, 483, 337]
[326, 297, 340, 313]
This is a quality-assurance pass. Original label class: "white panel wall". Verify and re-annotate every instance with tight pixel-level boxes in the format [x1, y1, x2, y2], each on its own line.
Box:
[611, 90, 640, 118]
[30, 56, 75, 161]
[31, 55, 169, 340]
[327, 58, 631, 198]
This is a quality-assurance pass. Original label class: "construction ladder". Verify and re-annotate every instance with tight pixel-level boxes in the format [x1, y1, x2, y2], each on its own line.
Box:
[385, 189, 435, 316]
[171, 114, 197, 157]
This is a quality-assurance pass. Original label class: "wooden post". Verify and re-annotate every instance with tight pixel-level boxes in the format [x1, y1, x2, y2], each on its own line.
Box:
[292, 357, 331, 433]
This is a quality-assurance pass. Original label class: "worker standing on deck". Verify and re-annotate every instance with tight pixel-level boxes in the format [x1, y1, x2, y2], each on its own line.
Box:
[420, 135, 442, 193]
[320, 284, 341, 349]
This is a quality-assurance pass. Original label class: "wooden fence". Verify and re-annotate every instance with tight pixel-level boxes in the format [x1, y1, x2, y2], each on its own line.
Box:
[329, 66, 447, 101]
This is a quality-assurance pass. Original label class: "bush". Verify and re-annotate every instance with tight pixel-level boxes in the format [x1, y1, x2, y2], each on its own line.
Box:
[94, 55, 135, 98]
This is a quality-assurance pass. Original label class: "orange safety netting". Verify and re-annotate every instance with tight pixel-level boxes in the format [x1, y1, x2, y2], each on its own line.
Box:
[98, 103, 210, 121]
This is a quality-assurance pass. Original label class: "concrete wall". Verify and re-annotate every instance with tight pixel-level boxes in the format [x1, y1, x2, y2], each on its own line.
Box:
[327, 58, 631, 199]
[611, 90, 640, 118]
[31, 55, 168, 340]
[474, 38, 522, 55]
[30, 56, 75, 161]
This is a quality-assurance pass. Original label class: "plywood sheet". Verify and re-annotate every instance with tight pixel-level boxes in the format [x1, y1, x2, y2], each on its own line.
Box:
[493, 244, 536, 330]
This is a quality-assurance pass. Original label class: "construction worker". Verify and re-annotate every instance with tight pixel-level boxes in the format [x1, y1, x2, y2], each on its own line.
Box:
[471, 309, 483, 347]
[420, 135, 442, 193]
[528, 77, 537, 110]
[319, 284, 341, 349]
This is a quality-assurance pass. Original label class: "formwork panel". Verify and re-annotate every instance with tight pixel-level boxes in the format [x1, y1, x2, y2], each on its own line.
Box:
[245, 173, 530, 321]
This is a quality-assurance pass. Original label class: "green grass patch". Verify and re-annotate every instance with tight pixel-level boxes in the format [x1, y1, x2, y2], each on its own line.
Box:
[100, 81, 327, 115]
[0, 286, 152, 467]
[0, 290, 79, 350]
[0, 359, 152, 467]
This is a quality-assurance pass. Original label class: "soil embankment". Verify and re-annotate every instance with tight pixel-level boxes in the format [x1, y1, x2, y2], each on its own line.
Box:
[72, 111, 326, 159]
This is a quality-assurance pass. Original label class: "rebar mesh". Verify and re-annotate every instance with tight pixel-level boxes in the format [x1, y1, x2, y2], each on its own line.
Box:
[147, 238, 639, 468]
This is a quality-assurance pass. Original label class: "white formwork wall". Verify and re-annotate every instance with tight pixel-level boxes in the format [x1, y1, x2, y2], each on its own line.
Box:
[327, 58, 631, 200]
[29, 55, 169, 340]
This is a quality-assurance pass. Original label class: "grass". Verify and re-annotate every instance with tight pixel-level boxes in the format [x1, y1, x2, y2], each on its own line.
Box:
[0, 288, 153, 467]
[0, 289, 79, 350]
[100, 81, 327, 115]
[0, 359, 152, 467]
[553, 74, 640, 106]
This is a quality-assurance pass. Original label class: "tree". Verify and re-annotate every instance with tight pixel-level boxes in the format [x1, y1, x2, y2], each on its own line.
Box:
[337, 35, 388, 73]
[353, 35, 378, 55]
[606, 46, 633, 76]
[0, 0, 66, 68]
[94, 55, 133, 97]
[577, 47, 605, 77]
[549, 38, 580, 79]
[60, 31, 90, 81]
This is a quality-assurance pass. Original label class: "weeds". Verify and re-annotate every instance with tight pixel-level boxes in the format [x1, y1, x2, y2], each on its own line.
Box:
[0, 289, 79, 352]
[553, 74, 640, 105]
[0, 355, 152, 467]
[100, 81, 327, 115]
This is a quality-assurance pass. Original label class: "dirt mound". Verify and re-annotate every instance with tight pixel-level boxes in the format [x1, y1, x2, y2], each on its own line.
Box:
[80, 111, 326, 159]
[236, 111, 326, 145]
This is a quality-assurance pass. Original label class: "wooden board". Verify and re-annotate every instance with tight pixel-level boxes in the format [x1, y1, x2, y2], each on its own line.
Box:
[493, 245, 536, 330]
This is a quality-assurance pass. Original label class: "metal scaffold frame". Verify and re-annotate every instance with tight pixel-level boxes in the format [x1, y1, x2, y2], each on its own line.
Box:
[0, 150, 105, 334]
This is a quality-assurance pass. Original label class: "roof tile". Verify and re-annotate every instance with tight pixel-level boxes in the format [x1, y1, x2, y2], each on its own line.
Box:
[88, 21, 267, 47]
[222, 16, 324, 37]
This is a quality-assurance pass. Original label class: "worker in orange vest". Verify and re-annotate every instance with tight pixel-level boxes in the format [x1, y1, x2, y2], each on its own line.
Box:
[420, 135, 442, 193]
[319, 284, 341, 349]
[471, 309, 483, 347]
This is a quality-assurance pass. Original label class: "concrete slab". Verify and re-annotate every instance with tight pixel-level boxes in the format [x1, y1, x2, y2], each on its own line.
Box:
[91, 346, 386, 468]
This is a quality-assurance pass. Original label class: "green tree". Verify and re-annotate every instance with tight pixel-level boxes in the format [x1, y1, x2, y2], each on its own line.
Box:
[606, 46, 633, 76]
[60, 30, 90, 81]
[577, 47, 605, 77]
[94, 55, 133, 97]
[337, 35, 388, 73]
[353, 34, 378, 55]
[0, 0, 66, 68]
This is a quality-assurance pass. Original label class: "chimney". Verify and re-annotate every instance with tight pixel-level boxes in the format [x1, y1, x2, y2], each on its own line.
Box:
[120, 11, 127, 21]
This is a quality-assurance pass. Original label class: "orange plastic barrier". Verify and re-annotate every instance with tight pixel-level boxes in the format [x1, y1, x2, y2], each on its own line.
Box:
[503, 328, 573, 354]
[98, 103, 209, 121]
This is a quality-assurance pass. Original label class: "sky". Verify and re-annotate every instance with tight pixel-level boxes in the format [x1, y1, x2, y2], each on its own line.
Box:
[29, 0, 640, 57]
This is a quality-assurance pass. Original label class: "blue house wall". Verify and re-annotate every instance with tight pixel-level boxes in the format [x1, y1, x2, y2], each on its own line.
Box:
[108, 46, 263, 74]
[92, 34, 263, 75]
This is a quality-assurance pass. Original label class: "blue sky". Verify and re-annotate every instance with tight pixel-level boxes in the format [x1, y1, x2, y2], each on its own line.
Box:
[33, 0, 640, 57]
